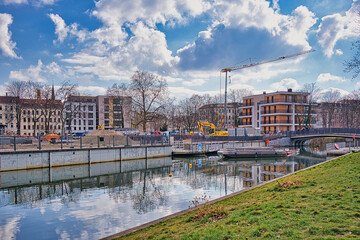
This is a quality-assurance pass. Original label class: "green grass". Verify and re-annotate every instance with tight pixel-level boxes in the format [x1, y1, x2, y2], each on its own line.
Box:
[117, 153, 360, 240]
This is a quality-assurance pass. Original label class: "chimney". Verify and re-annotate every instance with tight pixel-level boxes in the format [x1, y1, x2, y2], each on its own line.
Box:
[287, 88, 292, 92]
[5, 92, 7, 96]
[263, 91, 266, 94]
[36, 89, 41, 100]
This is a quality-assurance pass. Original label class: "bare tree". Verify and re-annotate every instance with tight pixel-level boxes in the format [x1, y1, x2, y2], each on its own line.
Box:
[320, 90, 342, 128]
[129, 70, 169, 132]
[344, 9, 360, 79]
[57, 81, 79, 136]
[6, 80, 31, 135]
[229, 88, 253, 126]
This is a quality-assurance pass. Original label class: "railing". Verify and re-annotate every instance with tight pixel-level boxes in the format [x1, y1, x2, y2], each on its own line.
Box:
[275, 128, 360, 137]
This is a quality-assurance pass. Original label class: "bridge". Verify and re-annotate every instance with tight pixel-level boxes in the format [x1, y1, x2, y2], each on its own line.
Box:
[277, 128, 360, 148]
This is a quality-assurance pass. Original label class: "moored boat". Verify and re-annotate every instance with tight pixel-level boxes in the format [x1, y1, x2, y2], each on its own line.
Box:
[218, 147, 287, 158]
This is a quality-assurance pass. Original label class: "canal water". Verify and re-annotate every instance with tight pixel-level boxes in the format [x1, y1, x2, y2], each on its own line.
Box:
[0, 152, 326, 239]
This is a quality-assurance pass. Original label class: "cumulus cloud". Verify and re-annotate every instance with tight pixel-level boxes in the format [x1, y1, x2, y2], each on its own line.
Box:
[2, 0, 28, 4]
[77, 86, 107, 96]
[1, 0, 58, 5]
[317, 1, 360, 57]
[92, 0, 210, 27]
[48, 14, 88, 44]
[318, 87, 350, 100]
[48, 13, 68, 43]
[270, 78, 300, 91]
[9, 59, 61, 83]
[0, 13, 20, 59]
[316, 73, 346, 83]
[177, 1, 316, 70]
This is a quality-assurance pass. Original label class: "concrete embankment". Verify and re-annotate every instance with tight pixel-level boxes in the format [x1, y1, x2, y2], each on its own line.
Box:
[0, 145, 172, 172]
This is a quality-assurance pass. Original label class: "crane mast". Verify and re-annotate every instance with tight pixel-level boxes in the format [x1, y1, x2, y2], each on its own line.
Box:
[220, 49, 315, 127]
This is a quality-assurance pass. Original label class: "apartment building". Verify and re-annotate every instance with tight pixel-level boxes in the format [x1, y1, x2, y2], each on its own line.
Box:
[96, 95, 132, 130]
[64, 96, 97, 134]
[198, 102, 241, 127]
[239, 89, 312, 133]
[21, 98, 62, 136]
[0, 96, 17, 134]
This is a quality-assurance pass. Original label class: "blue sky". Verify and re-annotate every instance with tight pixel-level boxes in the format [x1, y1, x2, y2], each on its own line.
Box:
[0, 0, 359, 99]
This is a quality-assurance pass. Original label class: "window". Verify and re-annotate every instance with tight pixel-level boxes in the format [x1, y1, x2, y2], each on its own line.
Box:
[28, 110, 30, 115]
[274, 105, 276, 113]
[5, 114, 8, 119]
[28, 125, 31, 130]
[0, 105, 2, 110]
[28, 118, 30, 122]
[105, 120, 109, 126]
[284, 95, 287, 102]
[271, 96, 274, 103]
[5, 106, 8, 111]
[104, 113, 109, 119]
[104, 105, 109, 112]
[113, 98, 121, 104]
[10, 106, 13, 111]
[0, 114, 2, 119]
[73, 119, 76, 125]
[24, 118, 26, 122]
[274, 116, 277, 124]
[88, 120, 93, 125]
[24, 125, 26, 129]
[41, 118, 44, 122]
[88, 106, 93, 111]
[88, 113, 93, 118]
[23, 110, 26, 115]
[104, 98, 109, 104]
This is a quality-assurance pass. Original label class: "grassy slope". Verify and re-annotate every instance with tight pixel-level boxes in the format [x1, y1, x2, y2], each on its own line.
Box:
[118, 153, 360, 240]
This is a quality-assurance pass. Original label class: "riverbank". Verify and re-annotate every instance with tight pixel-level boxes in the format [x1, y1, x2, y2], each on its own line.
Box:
[112, 152, 360, 239]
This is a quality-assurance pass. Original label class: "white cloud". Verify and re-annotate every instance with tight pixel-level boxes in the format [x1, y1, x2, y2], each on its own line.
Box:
[92, 0, 210, 27]
[77, 86, 107, 96]
[2, 0, 28, 4]
[9, 59, 62, 83]
[0, 13, 20, 59]
[48, 13, 68, 44]
[2, 0, 58, 5]
[335, 49, 343, 55]
[317, 1, 360, 57]
[270, 78, 300, 91]
[177, 1, 316, 70]
[316, 73, 346, 83]
[318, 87, 350, 100]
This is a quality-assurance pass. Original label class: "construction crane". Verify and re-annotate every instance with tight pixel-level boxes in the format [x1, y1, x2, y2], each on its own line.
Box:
[220, 49, 315, 127]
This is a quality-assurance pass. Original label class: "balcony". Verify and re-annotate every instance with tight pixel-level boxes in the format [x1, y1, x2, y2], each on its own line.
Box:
[261, 120, 292, 125]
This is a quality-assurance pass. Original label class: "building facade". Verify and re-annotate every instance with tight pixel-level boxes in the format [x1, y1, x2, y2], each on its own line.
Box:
[198, 102, 241, 128]
[64, 96, 97, 134]
[96, 95, 132, 130]
[239, 89, 313, 133]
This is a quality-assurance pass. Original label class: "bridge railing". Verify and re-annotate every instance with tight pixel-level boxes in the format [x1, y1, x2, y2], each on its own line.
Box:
[278, 128, 360, 137]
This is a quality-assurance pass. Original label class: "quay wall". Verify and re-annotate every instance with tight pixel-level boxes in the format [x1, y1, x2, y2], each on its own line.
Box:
[0, 157, 173, 188]
[0, 145, 172, 172]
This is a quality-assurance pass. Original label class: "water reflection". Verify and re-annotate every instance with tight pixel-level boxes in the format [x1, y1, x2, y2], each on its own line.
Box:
[0, 154, 325, 239]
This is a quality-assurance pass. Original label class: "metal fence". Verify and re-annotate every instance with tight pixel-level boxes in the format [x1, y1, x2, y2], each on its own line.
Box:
[276, 128, 360, 137]
[0, 134, 170, 152]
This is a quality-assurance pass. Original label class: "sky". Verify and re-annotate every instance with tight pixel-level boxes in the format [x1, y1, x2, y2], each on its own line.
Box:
[0, 0, 359, 100]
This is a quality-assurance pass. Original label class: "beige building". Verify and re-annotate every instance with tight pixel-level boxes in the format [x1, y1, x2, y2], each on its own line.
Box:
[239, 89, 312, 133]
[96, 95, 132, 130]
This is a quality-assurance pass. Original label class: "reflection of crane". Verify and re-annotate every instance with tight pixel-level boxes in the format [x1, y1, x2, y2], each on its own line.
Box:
[198, 121, 228, 136]
[220, 49, 315, 127]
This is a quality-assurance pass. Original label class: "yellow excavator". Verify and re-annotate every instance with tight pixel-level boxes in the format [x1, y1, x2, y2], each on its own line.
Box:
[197, 121, 228, 136]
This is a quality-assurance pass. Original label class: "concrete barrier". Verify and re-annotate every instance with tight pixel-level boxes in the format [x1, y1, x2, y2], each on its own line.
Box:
[0, 145, 172, 172]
